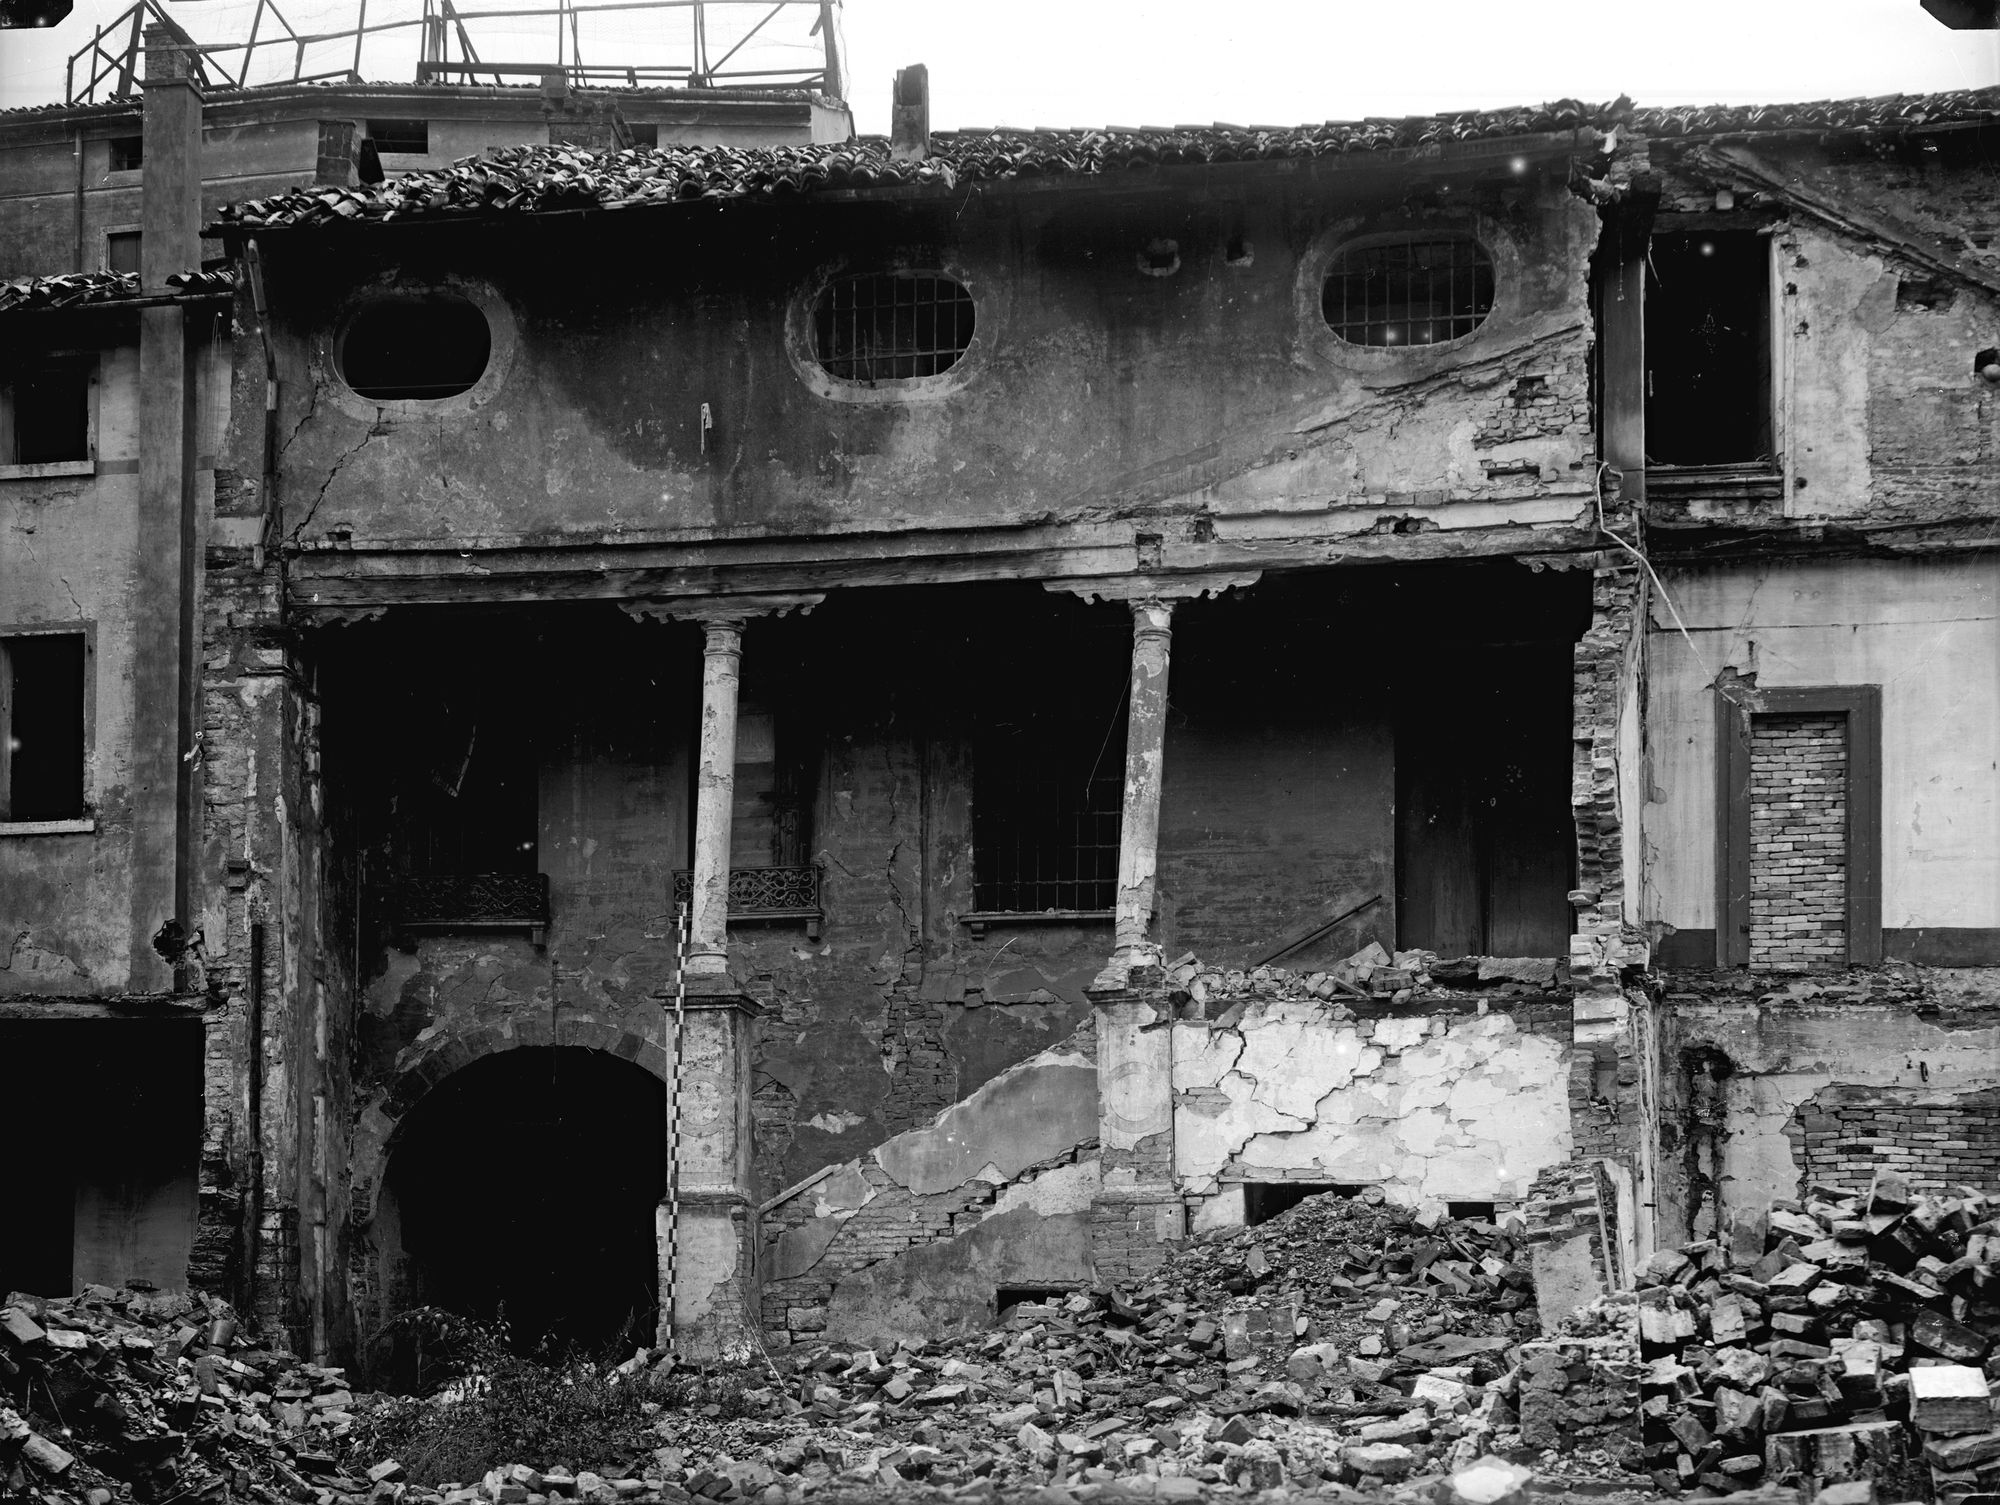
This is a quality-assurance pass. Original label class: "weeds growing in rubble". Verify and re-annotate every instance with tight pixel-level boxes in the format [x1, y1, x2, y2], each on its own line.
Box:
[345, 1308, 754, 1487]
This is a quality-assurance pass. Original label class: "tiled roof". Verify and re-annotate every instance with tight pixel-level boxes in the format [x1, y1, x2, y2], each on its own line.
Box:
[0, 268, 237, 312]
[213, 86, 2000, 232]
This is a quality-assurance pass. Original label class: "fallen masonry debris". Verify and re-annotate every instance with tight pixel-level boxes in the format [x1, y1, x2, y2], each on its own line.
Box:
[15, 1179, 1996, 1505]
[2, 1193, 1606, 1505]
[1634, 1173, 2000, 1500]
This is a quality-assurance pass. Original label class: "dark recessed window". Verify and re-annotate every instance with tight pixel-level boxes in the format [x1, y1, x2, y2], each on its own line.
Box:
[626, 123, 660, 148]
[2, 633, 87, 822]
[339, 295, 491, 401]
[108, 135, 143, 171]
[105, 231, 140, 276]
[366, 119, 429, 156]
[5, 357, 92, 464]
[973, 690, 1124, 914]
[1645, 232, 1772, 465]
[813, 271, 975, 383]
[1323, 234, 1493, 347]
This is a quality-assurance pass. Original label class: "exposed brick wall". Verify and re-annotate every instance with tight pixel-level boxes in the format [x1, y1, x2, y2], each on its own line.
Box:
[1794, 1086, 2000, 1192]
[1749, 712, 1848, 970]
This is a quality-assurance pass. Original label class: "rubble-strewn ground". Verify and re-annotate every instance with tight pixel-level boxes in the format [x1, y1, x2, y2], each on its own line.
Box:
[12, 1179, 1997, 1505]
[4, 1193, 1624, 1505]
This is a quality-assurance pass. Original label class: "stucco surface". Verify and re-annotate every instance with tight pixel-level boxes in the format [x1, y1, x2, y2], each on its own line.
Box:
[1173, 1003, 1571, 1204]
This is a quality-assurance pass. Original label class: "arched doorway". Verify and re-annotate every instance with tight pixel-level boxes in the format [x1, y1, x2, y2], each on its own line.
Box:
[382, 1047, 664, 1357]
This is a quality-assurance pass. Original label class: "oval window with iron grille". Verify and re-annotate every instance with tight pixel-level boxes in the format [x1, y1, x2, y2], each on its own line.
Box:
[338, 293, 491, 401]
[812, 271, 975, 384]
[1321, 234, 1493, 348]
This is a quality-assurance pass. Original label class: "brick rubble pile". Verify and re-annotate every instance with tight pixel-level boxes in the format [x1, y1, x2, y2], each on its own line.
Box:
[4, 1193, 1593, 1505]
[1638, 1173, 2000, 1498]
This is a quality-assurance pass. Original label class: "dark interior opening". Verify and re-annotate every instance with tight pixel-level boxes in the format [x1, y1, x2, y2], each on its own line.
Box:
[1395, 571, 1586, 958]
[108, 135, 143, 171]
[1447, 1200, 1497, 1222]
[384, 1047, 664, 1360]
[970, 598, 1128, 913]
[995, 1285, 1071, 1311]
[1244, 1182, 1362, 1225]
[9, 361, 91, 464]
[0, 1020, 201, 1298]
[1645, 231, 1773, 465]
[366, 118, 430, 155]
[3, 632, 86, 821]
[339, 294, 491, 401]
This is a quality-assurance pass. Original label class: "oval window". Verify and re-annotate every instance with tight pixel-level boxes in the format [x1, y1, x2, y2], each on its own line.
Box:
[339, 293, 491, 401]
[813, 271, 975, 383]
[1322, 234, 1493, 347]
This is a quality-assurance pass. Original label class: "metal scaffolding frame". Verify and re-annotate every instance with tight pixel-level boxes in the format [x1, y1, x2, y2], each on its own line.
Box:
[67, 0, 841, 104]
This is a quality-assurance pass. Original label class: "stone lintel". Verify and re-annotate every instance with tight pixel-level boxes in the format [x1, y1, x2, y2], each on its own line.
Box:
[621, 592, 824, 626]
[670, 1189, 753, 1212]
[1044, 570, 1262, 606]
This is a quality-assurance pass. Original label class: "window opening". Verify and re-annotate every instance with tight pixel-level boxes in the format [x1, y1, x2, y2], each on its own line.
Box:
[973, 695, 1124, 913]
[1, 633, 87, 822]
[339, 294, 491, 401]
[108, 135, 143, 171]
[813, 271, 975, 383]
[995, 1285, 1072, 1312]
[1645, 231, 1773, 465]
[626, 123, 660, 148]
[730, 702, 810, 868]
[1447, 1200, 1497, 1222]
[1322, 234, 1493, 347]
[4, 356, 91, 464]
[105, 231, 140, 276]
[1244, 1183, 1364, 1226]
[366, 118, 429, 155]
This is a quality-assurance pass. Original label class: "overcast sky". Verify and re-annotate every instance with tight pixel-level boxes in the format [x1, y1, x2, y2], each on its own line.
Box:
[3, 0, 1996, 126]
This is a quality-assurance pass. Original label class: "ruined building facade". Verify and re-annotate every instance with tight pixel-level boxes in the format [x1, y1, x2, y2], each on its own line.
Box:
[4, 45, 1998, 1364]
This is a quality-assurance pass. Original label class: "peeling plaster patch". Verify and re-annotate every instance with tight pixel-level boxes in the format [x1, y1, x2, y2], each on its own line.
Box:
[812, 1163, 876, 1217]
[985, 1156, 1101, 1219]
[1173, 1005, 1570, 1202]
[805, 1111, 866, 1134]
[767, 1214, 845, 1281]
[873, 1048, 1096, 1196]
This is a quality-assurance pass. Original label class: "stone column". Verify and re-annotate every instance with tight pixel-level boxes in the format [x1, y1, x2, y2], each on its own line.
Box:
[1047, 571, 1258, 1282]
[689, 616, 745, 975]
[624, 593, 820, 1358]
[1103, 597, 1176, 987]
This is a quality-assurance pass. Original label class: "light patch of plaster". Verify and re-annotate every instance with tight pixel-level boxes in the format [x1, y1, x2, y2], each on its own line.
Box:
[805, 1111, 866, 1134]
[873, 1043, 1096, 1196]
[1175, 1005, 1570, 1201]
[985, 1156, 1101, 1219]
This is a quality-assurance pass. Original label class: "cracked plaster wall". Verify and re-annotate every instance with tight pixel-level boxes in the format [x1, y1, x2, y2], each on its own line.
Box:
[1171, 999, 1573, 1212]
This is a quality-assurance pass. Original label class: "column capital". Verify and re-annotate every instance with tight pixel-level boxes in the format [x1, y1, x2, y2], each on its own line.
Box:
[619, 593, 825, 628]
[1042, 570, 1261, 607]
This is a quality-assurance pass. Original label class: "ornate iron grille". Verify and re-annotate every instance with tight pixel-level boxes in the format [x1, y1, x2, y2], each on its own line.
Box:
[1322, 235, 1493, 348]
[392, 872, 550, 931]
[813, 272, 976, 383]
[672, 864, 823, 920]
[973, 729, 1123, 914]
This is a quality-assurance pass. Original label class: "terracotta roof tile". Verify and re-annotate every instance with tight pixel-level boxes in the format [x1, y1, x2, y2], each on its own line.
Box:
[0, 268, 236, 312]
[213, 87, 2000, 232]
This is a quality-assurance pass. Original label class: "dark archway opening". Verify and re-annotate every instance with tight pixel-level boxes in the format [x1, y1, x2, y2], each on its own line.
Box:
[384, 1048, 663, 1362]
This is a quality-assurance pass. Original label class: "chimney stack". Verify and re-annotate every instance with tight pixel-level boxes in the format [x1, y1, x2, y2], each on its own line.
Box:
[140, 20, 204, 291]
[890, 64, 929, 162]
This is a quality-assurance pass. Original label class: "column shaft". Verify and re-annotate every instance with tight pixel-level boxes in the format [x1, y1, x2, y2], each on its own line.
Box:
[1102, 599, 1175, 984]
[689, 619, 743, 973]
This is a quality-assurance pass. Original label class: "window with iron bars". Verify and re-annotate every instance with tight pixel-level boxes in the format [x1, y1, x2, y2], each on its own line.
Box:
[1322, 234, 1493, 348]
[973, 708, 1125, 914]
[813, 271, 976, 383]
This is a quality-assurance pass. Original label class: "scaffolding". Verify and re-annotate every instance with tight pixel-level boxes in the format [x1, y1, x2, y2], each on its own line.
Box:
[67, 0, 842, 104]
